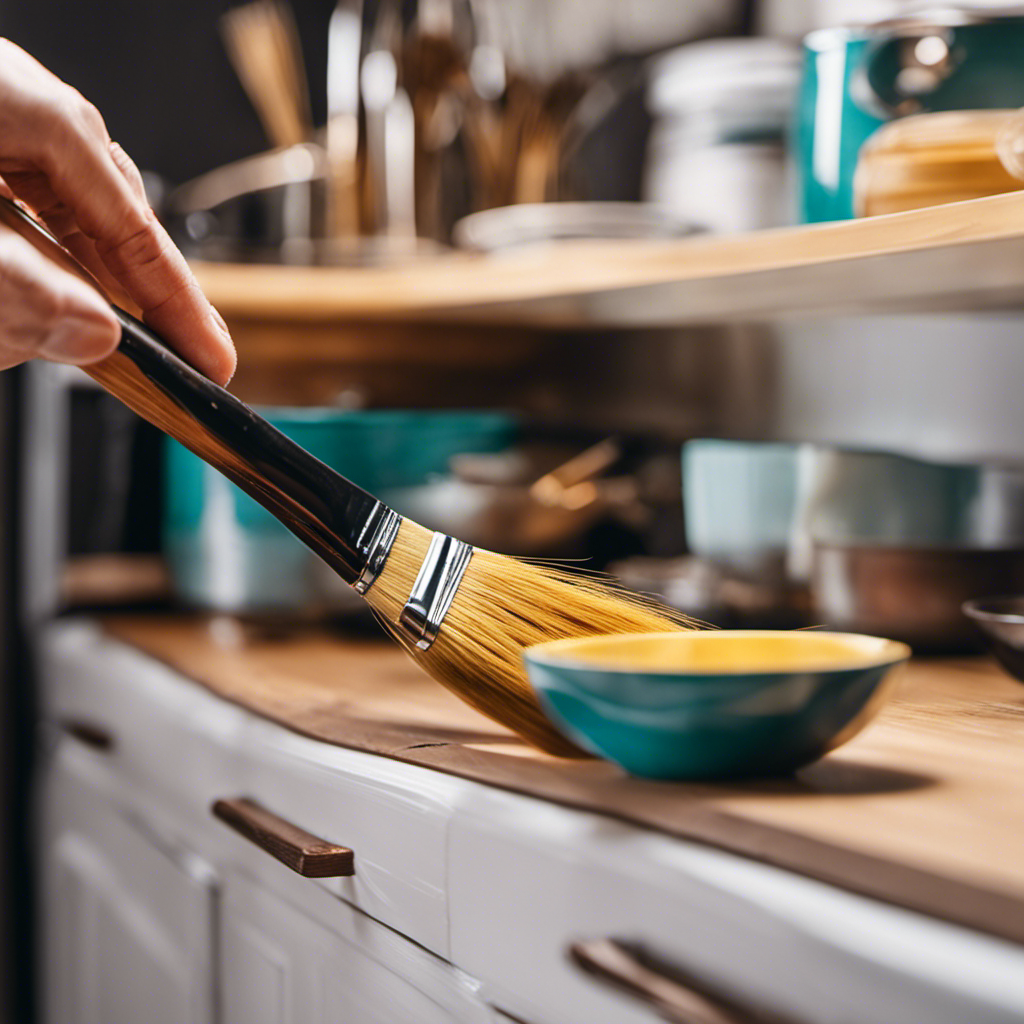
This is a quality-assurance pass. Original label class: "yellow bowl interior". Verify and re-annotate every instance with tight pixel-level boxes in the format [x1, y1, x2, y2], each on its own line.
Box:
[528, 630, 910, 675]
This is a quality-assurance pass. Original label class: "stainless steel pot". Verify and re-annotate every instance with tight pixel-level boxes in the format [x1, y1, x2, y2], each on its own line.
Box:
[811, 543, 1024, 652]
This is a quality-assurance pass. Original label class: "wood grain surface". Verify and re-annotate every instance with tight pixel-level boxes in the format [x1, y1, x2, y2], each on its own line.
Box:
[192, 190, 1024, 327]
[103, 615, 1024, 945]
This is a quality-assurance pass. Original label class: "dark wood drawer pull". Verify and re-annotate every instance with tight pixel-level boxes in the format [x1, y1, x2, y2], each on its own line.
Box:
[61, 719, 116, 752]
[570, 939, 791, 1024]
[212, 798, 354, 878]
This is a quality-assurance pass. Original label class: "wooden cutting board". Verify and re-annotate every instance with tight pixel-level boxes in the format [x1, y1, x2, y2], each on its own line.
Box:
[103, 615, 1024, 946]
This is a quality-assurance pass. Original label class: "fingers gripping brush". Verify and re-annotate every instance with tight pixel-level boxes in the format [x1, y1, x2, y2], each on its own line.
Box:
[0, 196, 689, 756]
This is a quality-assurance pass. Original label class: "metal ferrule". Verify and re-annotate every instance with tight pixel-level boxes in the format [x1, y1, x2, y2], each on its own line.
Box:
[352, 503, 402, 594]
[398, 532, 474, 650]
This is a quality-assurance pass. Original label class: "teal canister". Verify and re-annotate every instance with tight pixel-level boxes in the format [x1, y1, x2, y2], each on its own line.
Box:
[163, 408, 515, 614]
[798, 11, 1024, 223]
[798, 28, 884, 223]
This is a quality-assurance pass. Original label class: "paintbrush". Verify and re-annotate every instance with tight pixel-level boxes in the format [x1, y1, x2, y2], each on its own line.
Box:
[0, 196, 689, 756]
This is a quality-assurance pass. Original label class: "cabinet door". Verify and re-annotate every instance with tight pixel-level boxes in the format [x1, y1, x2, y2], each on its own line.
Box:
[40, 746, 216, 1024]
[221, 873, 491, 1024]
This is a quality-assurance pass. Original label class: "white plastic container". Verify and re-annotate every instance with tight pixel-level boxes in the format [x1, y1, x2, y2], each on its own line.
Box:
[644, 38, 800, 233]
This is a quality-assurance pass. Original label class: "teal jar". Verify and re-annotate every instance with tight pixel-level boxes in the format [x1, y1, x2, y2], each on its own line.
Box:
[798, 12, 1024, 223]
[798, 29, 884, 223]
[164, 409, 515, 613]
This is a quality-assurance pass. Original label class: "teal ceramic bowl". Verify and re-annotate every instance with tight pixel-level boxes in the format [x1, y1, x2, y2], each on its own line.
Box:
[524, 631, 909, 780]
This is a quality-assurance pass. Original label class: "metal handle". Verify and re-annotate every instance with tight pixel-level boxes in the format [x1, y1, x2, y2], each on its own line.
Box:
[60, 718, 116, 752]
[570, 939, 788, 1024]
[213, 797, 354, 878]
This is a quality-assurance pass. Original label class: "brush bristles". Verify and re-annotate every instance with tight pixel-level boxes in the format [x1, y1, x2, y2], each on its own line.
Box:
[364, 520, 694, 757]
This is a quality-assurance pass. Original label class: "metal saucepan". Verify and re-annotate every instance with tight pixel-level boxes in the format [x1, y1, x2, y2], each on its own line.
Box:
[812, 544, 1024, 652]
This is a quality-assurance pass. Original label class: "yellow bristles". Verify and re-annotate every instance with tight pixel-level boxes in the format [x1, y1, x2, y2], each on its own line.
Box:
[364, 520, 694, 757]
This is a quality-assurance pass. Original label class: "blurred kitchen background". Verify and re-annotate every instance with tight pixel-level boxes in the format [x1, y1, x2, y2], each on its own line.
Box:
[6, 0, 1024, 1019]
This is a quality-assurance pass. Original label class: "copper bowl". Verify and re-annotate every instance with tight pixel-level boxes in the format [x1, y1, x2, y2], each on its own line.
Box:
[811, 544, 1024, 652]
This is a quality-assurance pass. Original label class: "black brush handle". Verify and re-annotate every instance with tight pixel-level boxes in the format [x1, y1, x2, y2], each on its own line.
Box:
[85, 309, 387, 586]
[0, 193, 388, 585]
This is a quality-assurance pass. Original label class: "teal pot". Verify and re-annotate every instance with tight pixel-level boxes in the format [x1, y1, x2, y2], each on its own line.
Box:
[164, 408, 515, 615]
[799, 9, 1024, 223]
[524, 630, 908, 780]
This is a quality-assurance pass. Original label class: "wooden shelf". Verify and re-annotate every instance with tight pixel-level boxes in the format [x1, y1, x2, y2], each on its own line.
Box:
[193, 191, 1024, 328]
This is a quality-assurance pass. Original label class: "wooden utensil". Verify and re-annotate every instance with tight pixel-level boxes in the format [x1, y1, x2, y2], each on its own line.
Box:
[221, 0, 313, 149]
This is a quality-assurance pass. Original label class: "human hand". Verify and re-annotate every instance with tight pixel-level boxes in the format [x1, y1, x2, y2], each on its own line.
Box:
[0, 39, 235, 383]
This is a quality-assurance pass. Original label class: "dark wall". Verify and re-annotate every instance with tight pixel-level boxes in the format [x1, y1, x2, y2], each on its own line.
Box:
[0, 0, 337, 185]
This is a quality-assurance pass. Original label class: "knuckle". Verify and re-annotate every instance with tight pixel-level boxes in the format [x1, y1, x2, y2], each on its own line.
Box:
[109, 141, 146, 191]
[99, 211, 165, 267]
[77, 98, 107, 138]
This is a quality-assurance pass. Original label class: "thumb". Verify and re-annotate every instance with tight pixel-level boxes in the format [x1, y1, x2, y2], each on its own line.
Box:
[0, 227, 119, 367]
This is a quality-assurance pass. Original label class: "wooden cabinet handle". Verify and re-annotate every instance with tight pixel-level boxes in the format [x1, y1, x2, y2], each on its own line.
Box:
[569, 939, 794, 1024]
[61, 718, 116, 752]
[212, 798, 354, 878]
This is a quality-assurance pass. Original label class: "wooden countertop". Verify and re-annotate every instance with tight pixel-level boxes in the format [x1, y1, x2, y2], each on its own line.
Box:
[104, 614, 1024, 946]
[192, 190, 1024, 327]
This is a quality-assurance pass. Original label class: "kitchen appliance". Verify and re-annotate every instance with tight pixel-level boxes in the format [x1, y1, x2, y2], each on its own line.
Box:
[382, 437, 636, 558]
[799, 447, 1024, 548]
[798, 447, 1024, 650]
[683, 440, 1024, 647]
[524, 630, 909, 779]
[798, 7, 1024, 223]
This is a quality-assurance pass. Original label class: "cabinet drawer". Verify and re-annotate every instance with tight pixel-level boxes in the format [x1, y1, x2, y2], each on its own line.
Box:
[448, 787, 1024, 1024]
[220, 871, 493, 1024]
[38, 620, 247, 816]
[228, 715, 465, 958]
[40, 620, 460, 957]
[39, 744, 217, 1024]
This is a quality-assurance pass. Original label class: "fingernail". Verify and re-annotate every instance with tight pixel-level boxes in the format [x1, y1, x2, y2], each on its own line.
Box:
[210, 305, 231, 339]
[40, 317, 117, 363]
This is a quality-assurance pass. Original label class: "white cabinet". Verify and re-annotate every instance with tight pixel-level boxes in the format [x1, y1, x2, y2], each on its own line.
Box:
[447, 786, 1024, 1024]
[39, 743, 216, 1024]
[220, 874, 493, 1024]
[36, 621, 1024, 1024]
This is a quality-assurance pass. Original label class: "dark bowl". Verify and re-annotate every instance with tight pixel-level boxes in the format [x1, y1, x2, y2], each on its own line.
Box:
[963, 596, 1024, 683]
